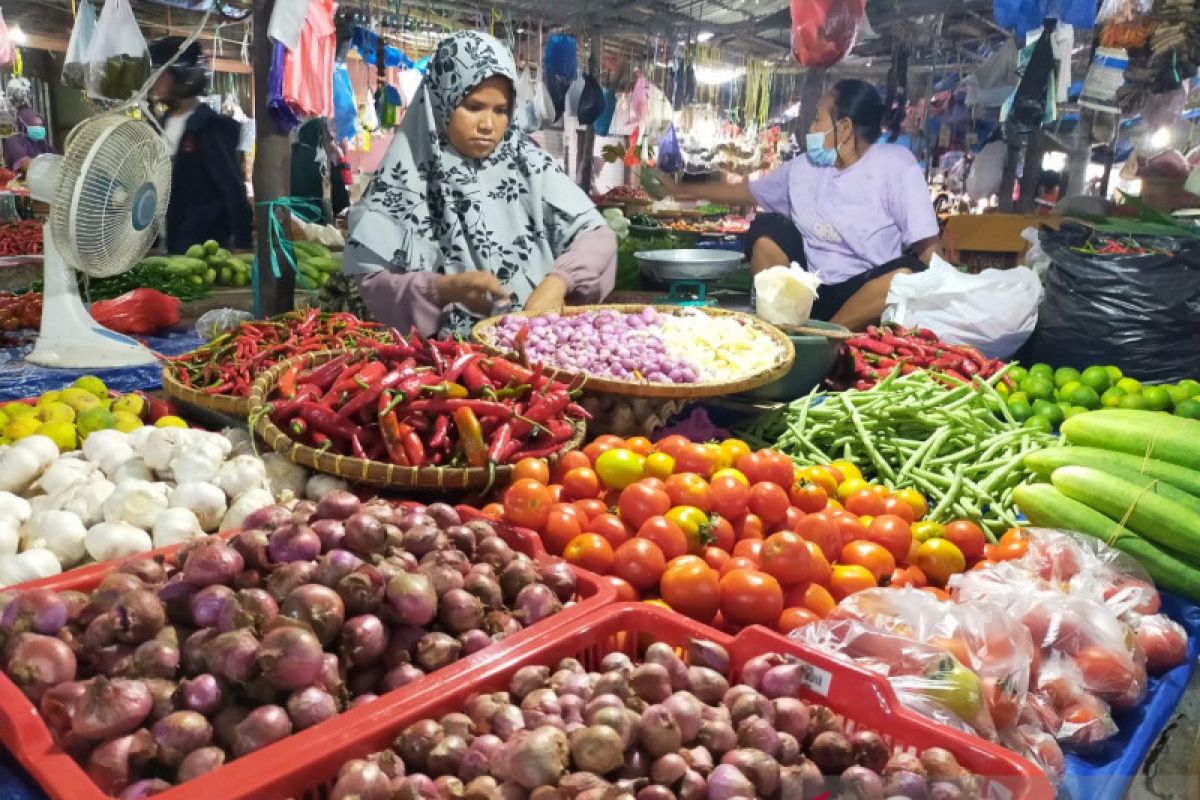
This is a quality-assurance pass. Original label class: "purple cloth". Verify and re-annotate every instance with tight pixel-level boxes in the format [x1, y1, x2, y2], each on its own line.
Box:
[750, 143, 939, 284]
[2, 109, 54, 172]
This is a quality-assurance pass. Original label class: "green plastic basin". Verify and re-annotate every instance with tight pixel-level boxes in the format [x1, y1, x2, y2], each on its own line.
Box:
[736, 319, 847, 403]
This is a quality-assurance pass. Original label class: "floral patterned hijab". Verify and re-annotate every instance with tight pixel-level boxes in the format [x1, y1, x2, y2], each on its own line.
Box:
[345, 31, 604, 335]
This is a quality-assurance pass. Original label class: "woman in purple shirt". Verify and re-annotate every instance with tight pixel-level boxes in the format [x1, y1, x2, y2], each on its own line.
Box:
[661, 80, 939, 330]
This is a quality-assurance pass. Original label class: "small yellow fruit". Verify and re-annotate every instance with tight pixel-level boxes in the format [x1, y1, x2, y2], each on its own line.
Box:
[36, 420, 78, 452]
[154, 415, 188, 429]
[73, 375, 109, 399]
[4, 415, 42, 440]
[112, 411, 144, 433]
[2, 402, 37, 419]
[76, 407, 117, 438]
[36, 390, 61, 408]
[0, 410, 8, 429]
[38, 402, 76, 424]
[112, 394, 146, 418]
[60, 388, 101, 413]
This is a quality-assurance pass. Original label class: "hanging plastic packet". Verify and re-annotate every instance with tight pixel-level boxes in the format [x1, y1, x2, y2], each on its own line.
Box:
[656, 123, 684, 173]
[63, 0, 99, 90]
[86, 0, 150, 101]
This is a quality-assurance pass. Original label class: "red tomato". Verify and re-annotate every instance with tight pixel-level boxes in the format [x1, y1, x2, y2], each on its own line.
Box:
[801, 541, 832, 586]
[759, 531, 813, 588]
[943, 520, 987, 563]
[552, 451, 591, 483]
[840, 540, 896, 582]
[735, 513, 766, 541]
[703, 546, 733, 575]
[617, 483, 671, 529]
[719, 569, 784, 627]
[563, 533, 615, 574]
[748, 482, 790, 525]
[734, 452, 766, 485]
[864, 515, 913, 563]
[624, 436, 653, 456]
[778, 607, 822, 634]
[542, 504, 584, 555]
[660, 559, 721, 623]
[582, 441, 617, 463]
[666, 473, 714, 512]
[789, 482, 829, 514]
[1074, 645, 1135, 695]
[728, 556, 759, 573]
[708, 514, 735, 552]
[844, 489, 887, 518]
[503, 479, 554, 529]
[614, 538, 667, 591]
[674, 444, 718, 476]
[547, 485, 563, 503]
[480, 503, 504, 520]
[655, 435, 692, 460]
[794, 510, 841, 562]
[784, 506, 806, 534]
[831, 511, 868, 550]
[710, 474, 750, 519]
[513, 458, 550, 484]
[604, 575, 639, 602]
[636, 477, 668, 492]
[785, 581, 837, 618]
[637, 516, 688, 561]
[573, 498, 608, 522]
[762, 449, 797, 488]
[732, 538, 763, 564]
[560, 468, 602, 501]
[880, 496, 917, 523]
[586, 513, 631, 549]
[593, 435, 627, 449]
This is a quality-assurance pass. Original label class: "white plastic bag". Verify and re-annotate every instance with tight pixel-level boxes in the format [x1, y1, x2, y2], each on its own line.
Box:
[534, 79, 555, 128]
[63, 0, 99, 89]
[883, 255, 1043, 359]
[86, 0, 150, 101]
[268, 0, 313, 52]
[515, 68, 541, 133]
[754, 264, 821, 326]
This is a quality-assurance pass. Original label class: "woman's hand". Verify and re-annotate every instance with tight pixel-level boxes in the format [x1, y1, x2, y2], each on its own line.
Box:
[436, 271, 507, 315]
[652, 169, 689, 199]
[523, 274, 569, 315]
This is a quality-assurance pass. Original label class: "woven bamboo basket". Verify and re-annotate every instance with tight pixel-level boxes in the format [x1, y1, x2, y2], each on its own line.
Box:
[471, 305, 795, 400]
[161, 366, 252, 417]
[247, 349, 586, 491]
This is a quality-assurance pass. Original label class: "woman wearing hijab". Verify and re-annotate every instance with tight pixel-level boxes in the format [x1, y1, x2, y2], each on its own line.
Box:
[2, 78, 55, 175]
[345, 31, 617, 337]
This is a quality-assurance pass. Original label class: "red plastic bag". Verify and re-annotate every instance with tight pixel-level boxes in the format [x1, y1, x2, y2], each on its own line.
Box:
[790, 0, 865, 68]
[91, 288, 180, 336]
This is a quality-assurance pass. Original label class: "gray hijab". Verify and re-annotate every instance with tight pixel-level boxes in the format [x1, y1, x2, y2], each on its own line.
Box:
[345, 31, 604, 336]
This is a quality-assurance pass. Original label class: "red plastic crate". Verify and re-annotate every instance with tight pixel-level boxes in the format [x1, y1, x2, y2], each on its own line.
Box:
[0, 523, 614, 799]
[228, 602, 1056, 800]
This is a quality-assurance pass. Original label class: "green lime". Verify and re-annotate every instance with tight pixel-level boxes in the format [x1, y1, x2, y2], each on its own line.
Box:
[1174, 399, 1200, 419]
[1067, 385, 1102, 410]
[1008, 401, 1034, 423]
[1065, 406, 1090, 420]
[1168, 385, 1193, 407]
[1105, 366, 1124, 384]
[1008, 366, 1029, 386]
[1023, 415, 1055, 434]
[1101, 386, 1126, 408]
[1141, 385, 1172, 412]
[1080, 366, 1112, 393]
[1054, 367, 1081, 388]
[1029, 363, 1055, 381]
[1023, 377, 1057, 402]
[1058, 401, 1072, 416]
[1034, 403, 1065, 428]
[1007, 391, 1030, 407]
[1116, 377, 1142, 395]
[1118, 394, 1148, 410]
[1179, 379, 1200, 398]
[1058, 380, 1082, 401]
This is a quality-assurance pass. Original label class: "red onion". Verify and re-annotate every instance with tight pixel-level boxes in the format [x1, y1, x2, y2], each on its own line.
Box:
[809, 731, 854, 775]
[535, 562, 576, 605]
[177, 746, 226, 783]
[397, 718, 445, 773]
[556, 671, 595, 701]
[344, 513, 388, 557]
[738, 715, 780, 757]
[72, 677, 153, 740]
[630, 662, 673, 704]
[919, 748, 964, 784]
[761, 663, 813, 700]
[59, 590, 90, 623]
[242, 504, 294, 531]
[83, 573, 144, 625]
[723, 748, 780, 796]
[385, 624, 425, 667]
[269, 524, 322, 564]
[686, 639, 730, 675]
[499, 559, 538, 604]
[662, 691, 704, 743]
[314, 549, 363, 588]
[120, 778, 172, 798]
[707, 763, 756, 800]
[459, 629, 494, 655]
[232, 704, 293, 757]
[231, 529, 271, 571]
[291, 499, 318, 523]
[181, 673, 222, 715]
[212, 705, 249, 748]
[780, 760, 826, 800]
[265, 561, 318, 602]
[233, 570, 263, 592]
[153, 710, 213, 767]
[257, 625, 324, 690]
[807, 704, 843, 742]
[204, 629, 259, 683]
[884, 752, 927, 778]
[439, 589, 485, 634]
[428, 733, 469, 776]
[567, 724, 625, 774]
[181, 540, 244, 588]
[599, 652, 633, 674]
[640, 704, 683, 758]
[403, 524, 446, 560]
[331, 758, 394, 800]
[777, 732, 801, 766]
[740, 653, 785, 693]
[311, 519, 348, 552]
[685, 666, 729, 706]
[496, 726, 570, 790]
[388, 572, 438, 626]
[645, 642, 689, 691]
[118, 556, 166, 585]
[771, 698, 810, 743]
[315, 491, 361, 521]
[348, 693, 379, 709]
[220, 588, 279, 633]
[86, 729, 156, 795]
[316, 652, 343, 693]
[884, 770, 930, 800]
[6, 633, 77, 703]
[513, 584, 561, 625]
[40, 680, 87, 739]
[337, 564, 386, 615]
[850, 730, 890, 774]
[460, 733, 503, 781]
[475, 536, 515, 571]
[142, 678, 177, 723]
[180, 628, 216, 674]
[89, 644, 134, 679]
[509, 665, 550, 700]
[421, 563, 464, 597]
[463, 572, 504, 610]
[698, 719, 738, 756]
[725, 687, 773, 726]
[83, 612, 120, 650]
[382, 662, 425, 691]
[2, 588, 69, 635]
[486, 610, 523, 639]
[444, 525, 476, 557]
[424, 503, 459, 528]
[281, 584, 346, 645]
[416, 632, 462, 672]
[841, 765, 885, 800]
[288, 685, 339, 730]
[190, 585, 237, 629]
[131, 639, 179, 680]
[341, 614, 387, 668]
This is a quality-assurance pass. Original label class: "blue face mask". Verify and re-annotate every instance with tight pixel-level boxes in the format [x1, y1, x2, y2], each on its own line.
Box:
[806, 128, 837, 167]
[25, 125, 47, 142]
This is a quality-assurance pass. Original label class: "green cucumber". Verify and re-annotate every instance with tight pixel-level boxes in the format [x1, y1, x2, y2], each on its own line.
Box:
[1061, 410, 1200, 471]
[185, 244, 206, 260]
[1026, 448, 1200, 514]
[138, 256, 170, 270]
[1050, 466, 1200, 558]
[1013, 483, 1200, 600]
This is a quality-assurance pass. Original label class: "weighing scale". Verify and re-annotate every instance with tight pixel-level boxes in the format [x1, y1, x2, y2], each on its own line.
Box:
[633, 249, 744, 307]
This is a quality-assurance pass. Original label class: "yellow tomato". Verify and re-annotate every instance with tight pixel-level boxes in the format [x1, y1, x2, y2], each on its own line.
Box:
[644, 451, 676, 480]
[917, 539, 966, 586]
[703, 443, 724, 471]
[802, 466, 838, 496]
[718, 438, 751, 469]
[836, 477, 869, 502]
[594, 448, 645, 490]
[665, 505, 710, 539]
[711, 467, 750, 486]
[830, 460, 863, 483]
[858, 515, 875, 527]
[911, 521, 945, 543]
[895, 488, 929, 520]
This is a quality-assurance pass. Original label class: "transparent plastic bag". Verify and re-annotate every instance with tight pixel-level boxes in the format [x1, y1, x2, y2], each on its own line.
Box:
[63, 0, 99, 90]
[196, 308, 253, 341]
[790, 0, 866, 68]
[86, 0, 150, 101]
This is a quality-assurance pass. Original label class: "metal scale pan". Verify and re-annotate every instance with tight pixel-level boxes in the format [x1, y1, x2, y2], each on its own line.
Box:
[633, 249, 744, 306]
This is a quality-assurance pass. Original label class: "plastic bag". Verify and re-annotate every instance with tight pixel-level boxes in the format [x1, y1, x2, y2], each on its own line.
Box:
[196, 308, 253, 341]
[332, 62, 357, 143]
[884, 255, 1043, 359]
[63, 0, 99, 90]
[0, 10, 14, 69]
[1025, 224, 1200, 383]
[534, 79, 555, 127]
[594, 88, 617, 136]
[790, 0, 866, 69]
[515, 68, 541, 133]
[91, 289, 180, 336]
[656, 124, 683, 173]
[577, 75, 605, 126]
[267, 0, 312, 52]
[566, 76, 585, 117]
[755, 264, 820, 325]
[608, 93, 633, 136]
[629, 72, 647, 128]
[86, 0, 150, 101]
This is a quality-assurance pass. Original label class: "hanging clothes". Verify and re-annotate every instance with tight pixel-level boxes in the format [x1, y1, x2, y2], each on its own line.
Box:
[282, 0, 337, 117]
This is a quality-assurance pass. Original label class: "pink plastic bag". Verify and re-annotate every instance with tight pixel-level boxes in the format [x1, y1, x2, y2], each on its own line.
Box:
[790, 0, 865, 68]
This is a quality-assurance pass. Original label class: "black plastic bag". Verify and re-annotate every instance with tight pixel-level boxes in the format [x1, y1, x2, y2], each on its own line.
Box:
[577, 75, 604, 125]
[1025, 224, 1200, 383]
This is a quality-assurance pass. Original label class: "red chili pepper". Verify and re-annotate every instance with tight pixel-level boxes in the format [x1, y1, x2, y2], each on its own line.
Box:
[396, 421, 426, 466]
[278, 364, 302, 400]
[338, 365, 415, 420]
[848, 336, 894, 356]
[402, 398, 512, 418]
[565, 402, 592, 421]
[379, 410, 410, 466]
[300, 354, 354, 392]
[442, 350, 482, 384]
[424, 337, 446, 374]
[296, 403, 364, 441]
[461, 360, 492, 395]
[454, 407, 488, 468]
[421, 382, 469, 399]
[488, 421, 514, 465]
[429, 414, 451, 450]
[509, 440, 568, 460]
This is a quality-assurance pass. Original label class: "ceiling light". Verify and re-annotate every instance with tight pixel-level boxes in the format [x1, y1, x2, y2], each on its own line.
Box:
[697, 31, 714, 43]
[694, 65, 745, 85]
[8, 25, 26, 45]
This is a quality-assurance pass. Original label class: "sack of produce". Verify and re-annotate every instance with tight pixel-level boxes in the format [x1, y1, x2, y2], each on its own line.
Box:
[91, 288, 180, 336]
[1026, 225, 1200, 383]
[754, 264, 820, 325]
[62, 0, 99, 90]
[885, 256, 1042, 359]
[790, 0, 866, 69]
[85, 0, 150, 101]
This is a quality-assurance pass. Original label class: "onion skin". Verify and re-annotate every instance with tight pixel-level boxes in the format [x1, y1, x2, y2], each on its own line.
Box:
[287, 686, 339, 730]
[204, 629, 260, 684]
[7, 633, 77, 704]
[686, 639, 730, 675]
[231, 704, 293, 757]
[86, 729, 156, 795]
[344, 513, 388, 557]
[428, 733, 469, 776]
[2, 589, 69, 635]
[850, 730, 890, 774]
[707, 763, 756, 800]
[40, 680, 87, 739]
[257, 626, 324, 691]
[177, 746, 226, 783]
[686, 666, 729, 706]
[416, 632, 462, 672]
[884, 770, 930, 800]
[153, 710, 213, 767]
[181, 540, 244, 588]
[388, 572, 439, 627]
[190, 586, 237, 630]
[315, 491, 361, 522]
[568, 724, 625, 774]
[497, 726, 570, 790]
[72, 677, 153, 740]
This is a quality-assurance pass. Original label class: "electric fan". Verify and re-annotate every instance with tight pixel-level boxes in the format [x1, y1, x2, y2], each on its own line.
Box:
[25, 111, 171, 367]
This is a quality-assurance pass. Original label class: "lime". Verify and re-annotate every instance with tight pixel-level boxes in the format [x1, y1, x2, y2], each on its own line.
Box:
[1168, 385, 1193, 407]
[0, 410, 7, 429]
[1101, 386, 1126, 408]
[1007, 391, 1030, 407]
[1065, 406, 1090, 420]
[36, 421, 77, 452]
[1054, 367, 1081, 388]
[3, 415, 40, 440]
[1105, 366, 1124, 384]
[1023, 377, 1057, 402]
[1008, 366, 1029, 386]
[1024, 415, 1055, 434]
[112, 411, 144, 433]
[1116, 377, 1142, 395]
[1142, 385, 1172, 412]
[1058, 380, 1082, 401]
[2, 402, 37, 419]
[1118, 394, 1148, 411]
[1008, 401, 1034, 422]
[1080, 366, 1112, 393]
[76, 408, 117, 438]
[112, 394, 146, 418]
[72, 375, 109, 399]
[60, 388, 101, 413]
[155, 415, 189, 429]
[1175, 399, 1200, 419]
[1067, 385, 1102, 410]
[1058, 401, 1072, 416]
[37, 403, 75, 424]
[36, 391, 60, 407]
[1034, 402, 1065, 427]
[1028, 363, 1055, 381]
[1179, 379, 1200, 398]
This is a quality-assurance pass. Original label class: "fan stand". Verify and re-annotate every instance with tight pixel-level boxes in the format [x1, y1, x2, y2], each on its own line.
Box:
[25, 224, 159, 368]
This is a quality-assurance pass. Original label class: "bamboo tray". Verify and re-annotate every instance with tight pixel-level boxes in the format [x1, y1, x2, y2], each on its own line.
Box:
[471, 304, 795, 399]
[247, 349, 586, 491]
[161, 365, 252, 417]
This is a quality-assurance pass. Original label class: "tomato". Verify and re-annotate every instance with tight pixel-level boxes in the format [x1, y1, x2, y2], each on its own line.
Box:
[880, 496, 917, 523]
[710, 475, 750, 519]
[829, 460, 862, 483]
[644, 452, 676, 480]
[844, 488, 887, 517]
[674, 443, 718, 477]
[994, 533, 1029, 561]
[759, 531, 813, 587]
[1074, 645, 1135, 695]
[794, 510, 841, 562]
[841, 540, 896, 582]
[734, 513, 766, 541]
[560, 467, 602, 501]
[789, 482, 829, 514]
[904, 565, 928, 588]
[703, 546, 733, 574]
[911, 520, 945, 542]
[916, 539, 967, 586]
[867, 483, 891, 498]
[778, 607, 821, 634]
[582, 441, 617, 463]
[563, 533, 615, 574]
[573, 498, 608, 521]
[734, 452, 767, 485]
[800, 465, 839, 496]
[594, 449, 646, 490]
[999, 528, 1029, 547]
[728, 556, 759, 573]
[787, 581, 837, 618]
[801, 541, 832, 586]
[920, 655, 984, 721]
[542, 504, 585, 555]
[719, 439, 752, 469]
[655, 435, 692, 459]
[617, 483, 671, 529]
[637, 477, 668, 492]
[503, 479, 554, 529]
[552, 451, 591, 482]
[836, 477, 869, 502]
[513, 457, 550, 484]
[666, 473, 714, 513]
[625, 436, 654, 456]
[586, 513, 631, 549]
[737, 449, 793, 488]
[894, 488, 929, 520]
[719, 569, 784, 627]
[593, 435, 627, 449]
[864, 515, 912, 563]
[547, 485, 563, 503]
[711, 468, 749, 486]
[665, 506, 714, 554]
[614, 538, 667, 591]
[942, 521, 987, 563]
[604, 575, 639, 602]
[831, 511, 868, 549]
[783, 506, 806, 534]
[887, 567, 915, 588]
[748, 482, 790, 524]
[637, 516, 688, 561]
[480, 503, 504, 520]
[732, 538, 763, 564]
[830, 564, 878, 601]
[982, 677, 1020, 730]
[659, 559, 721, 623]
[708, 514, 735, 552]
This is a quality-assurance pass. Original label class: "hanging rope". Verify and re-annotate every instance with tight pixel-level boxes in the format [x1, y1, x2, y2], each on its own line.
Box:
[253, 197, 325, 316]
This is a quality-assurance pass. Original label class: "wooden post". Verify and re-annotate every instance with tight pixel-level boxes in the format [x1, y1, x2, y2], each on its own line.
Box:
[1018, 128, 1043, 213]
[252, 0, 295, 316]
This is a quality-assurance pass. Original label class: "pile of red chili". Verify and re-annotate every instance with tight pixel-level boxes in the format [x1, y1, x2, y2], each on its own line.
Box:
[829, 324, 1009, 390]
[0, 220, 43, 256]
[168, 309, 398, 397]
[264, 336, 589, 472]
